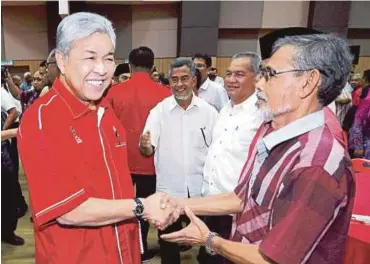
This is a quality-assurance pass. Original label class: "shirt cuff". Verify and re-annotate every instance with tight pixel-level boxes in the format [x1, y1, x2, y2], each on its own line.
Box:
[34, 188, 90, 228]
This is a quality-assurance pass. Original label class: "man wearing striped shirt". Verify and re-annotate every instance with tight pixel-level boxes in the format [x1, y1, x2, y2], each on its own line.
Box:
[162, 34, 355, 264]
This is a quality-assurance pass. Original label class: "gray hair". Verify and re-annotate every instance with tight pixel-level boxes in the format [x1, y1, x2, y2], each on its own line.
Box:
[232, 52, 261, 74]
[169, 58, 196, 77]
[272, 34, 353, 106]
[56, 12, 116, 56]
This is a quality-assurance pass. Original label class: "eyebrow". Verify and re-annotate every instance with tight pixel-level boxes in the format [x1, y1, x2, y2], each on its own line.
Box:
[84, 50, 115, 57]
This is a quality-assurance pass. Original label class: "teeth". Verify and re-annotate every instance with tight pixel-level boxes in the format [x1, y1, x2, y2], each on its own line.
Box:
[87, 80, 103, 86]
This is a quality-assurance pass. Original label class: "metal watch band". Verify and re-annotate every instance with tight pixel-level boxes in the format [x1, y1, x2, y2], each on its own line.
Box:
[205, 232, 219, 256]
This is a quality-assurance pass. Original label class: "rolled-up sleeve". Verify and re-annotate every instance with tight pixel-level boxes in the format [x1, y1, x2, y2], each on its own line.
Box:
[18, 116, 90, 228]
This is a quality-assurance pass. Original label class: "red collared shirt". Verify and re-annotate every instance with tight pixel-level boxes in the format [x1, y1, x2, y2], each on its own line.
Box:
[106, 72, 171, 175]
[18, 78, 141, 264]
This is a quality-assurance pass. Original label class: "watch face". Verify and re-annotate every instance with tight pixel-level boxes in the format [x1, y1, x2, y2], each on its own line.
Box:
[135, 205, 144, 216]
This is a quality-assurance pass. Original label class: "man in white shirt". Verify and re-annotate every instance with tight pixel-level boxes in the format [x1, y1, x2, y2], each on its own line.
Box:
[193, 53, 229, 112]
[198, 52, 263, 264]
[140, 58, 218, 264]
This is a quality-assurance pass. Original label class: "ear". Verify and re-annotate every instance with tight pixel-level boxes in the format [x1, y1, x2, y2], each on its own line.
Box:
[299, 69, 321, 99]
[55, 51, 67, 75]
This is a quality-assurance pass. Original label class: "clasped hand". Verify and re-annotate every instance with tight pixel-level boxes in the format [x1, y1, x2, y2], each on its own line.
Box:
[142, 193, 183, 230]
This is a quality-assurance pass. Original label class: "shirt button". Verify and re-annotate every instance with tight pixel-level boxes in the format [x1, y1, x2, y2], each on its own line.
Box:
[224, 128, 227, 131]
[219, 141, 222, 144]
[211, 183, 214, 186]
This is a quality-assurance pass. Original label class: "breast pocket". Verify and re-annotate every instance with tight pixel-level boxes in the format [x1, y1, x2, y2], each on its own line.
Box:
[193, 127, 211, 149]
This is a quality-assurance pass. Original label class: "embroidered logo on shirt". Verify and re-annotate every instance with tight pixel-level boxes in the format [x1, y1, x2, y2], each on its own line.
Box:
[70, 126, 83, 144]
[113, 126, 126, 147]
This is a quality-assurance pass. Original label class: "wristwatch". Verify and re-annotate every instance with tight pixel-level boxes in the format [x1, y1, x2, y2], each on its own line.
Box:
[205, 232, 219, 256]
[133, 198, 145, 219]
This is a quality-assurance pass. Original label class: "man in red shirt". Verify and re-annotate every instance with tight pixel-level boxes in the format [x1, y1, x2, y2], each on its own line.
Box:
[18, 12, 176, 264]
[106, 46, 171, 261]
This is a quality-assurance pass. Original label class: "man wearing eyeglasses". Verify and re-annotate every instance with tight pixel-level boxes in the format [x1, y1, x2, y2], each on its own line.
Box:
[197, 52, 264, 264]
[162, 34, 355, 264]
[140, 58, 218, 264]
[192, 53, 229, 112]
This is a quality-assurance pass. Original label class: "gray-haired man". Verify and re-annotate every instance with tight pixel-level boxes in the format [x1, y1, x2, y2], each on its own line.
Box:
[163, 34, 355, 264]
[18, 12, 176, 264]
[198, 52, 263, 264]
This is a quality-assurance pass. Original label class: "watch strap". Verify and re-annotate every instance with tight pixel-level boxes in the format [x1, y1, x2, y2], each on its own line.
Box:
[205, 232, 219, 256]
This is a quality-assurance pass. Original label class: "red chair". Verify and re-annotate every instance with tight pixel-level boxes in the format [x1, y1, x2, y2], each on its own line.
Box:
[343, 159, 370, 264]
[352, 158, 370, 174]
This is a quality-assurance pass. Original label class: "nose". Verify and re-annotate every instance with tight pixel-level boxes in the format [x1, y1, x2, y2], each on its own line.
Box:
[255, 74, 265, 92]
[93, 59, 107, 75]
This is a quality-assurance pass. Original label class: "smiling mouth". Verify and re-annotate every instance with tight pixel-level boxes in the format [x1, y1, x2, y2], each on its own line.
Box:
[87, 80, 104, 86]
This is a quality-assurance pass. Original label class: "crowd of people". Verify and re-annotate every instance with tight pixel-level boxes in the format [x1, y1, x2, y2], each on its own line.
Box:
[1, 11, 369, 264]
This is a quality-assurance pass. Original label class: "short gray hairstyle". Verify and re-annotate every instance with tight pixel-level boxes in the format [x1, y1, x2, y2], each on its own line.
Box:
[232, 52, 261, 74]
[169, 58, 196, 77]
[56, 12, 116, 56]
[272, 34, 352, 106]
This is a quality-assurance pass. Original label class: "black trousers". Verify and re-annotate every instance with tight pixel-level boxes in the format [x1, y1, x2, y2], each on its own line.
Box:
[1, 165, 19, 238]
[198, 215, 233, 264]
[157, 215, 190, 264]
[131, 174, 156, 253]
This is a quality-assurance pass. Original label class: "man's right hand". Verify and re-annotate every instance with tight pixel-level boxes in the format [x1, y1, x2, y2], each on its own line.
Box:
[140, 131, 151, 148]
[139, 131, 154, 156]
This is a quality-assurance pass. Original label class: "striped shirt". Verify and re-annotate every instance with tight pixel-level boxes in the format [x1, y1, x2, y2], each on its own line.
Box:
[231, 110, 355, 264]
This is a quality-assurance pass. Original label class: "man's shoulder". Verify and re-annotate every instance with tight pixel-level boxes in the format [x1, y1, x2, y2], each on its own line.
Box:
[295, 125, 349, 179]
[196, 96, 218, 114]
[21, 90, 65, 129]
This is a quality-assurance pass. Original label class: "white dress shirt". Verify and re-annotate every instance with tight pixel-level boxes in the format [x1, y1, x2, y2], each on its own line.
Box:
[202, 93, 263, 196]
[214, 76, 225, 88]
[198, 78, 229, 112]
[143, 95, 218, 198]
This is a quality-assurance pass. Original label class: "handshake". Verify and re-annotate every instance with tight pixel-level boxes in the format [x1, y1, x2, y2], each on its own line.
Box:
[140, 192, 183, 230]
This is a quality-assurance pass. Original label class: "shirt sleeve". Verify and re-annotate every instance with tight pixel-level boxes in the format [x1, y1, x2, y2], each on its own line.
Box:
[142, 103, 161, 149]
[17, 114, 90, 228]
[1, 89, 17, 112]
[259, 166, 349, 264]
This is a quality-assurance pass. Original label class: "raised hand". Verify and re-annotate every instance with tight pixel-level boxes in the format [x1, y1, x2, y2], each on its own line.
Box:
[160, 206, 210, 246]
[140, 131, 151, 148]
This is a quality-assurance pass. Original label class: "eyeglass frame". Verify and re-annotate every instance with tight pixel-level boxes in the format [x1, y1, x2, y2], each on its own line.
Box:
[259, 65, 316, 82]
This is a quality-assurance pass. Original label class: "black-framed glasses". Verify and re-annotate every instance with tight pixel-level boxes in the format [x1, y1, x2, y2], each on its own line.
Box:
[259, 65, 314, 82]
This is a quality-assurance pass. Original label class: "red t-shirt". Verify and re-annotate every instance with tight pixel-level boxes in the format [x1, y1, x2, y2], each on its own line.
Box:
[106, 72, 171, 175]
[18, 79, 141, 264]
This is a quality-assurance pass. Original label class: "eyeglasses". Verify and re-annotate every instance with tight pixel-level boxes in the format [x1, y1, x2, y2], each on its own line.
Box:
[195, 63, 206, 69]
[259, 66, 314, 82]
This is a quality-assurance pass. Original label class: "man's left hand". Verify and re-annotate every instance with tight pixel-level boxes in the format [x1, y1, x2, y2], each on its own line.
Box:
[160, 206, 210, 246]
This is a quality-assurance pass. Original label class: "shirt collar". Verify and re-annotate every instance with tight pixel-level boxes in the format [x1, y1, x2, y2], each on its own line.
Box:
[228, 92, 257, 111]
[168, 93, 200, 111]
[53, 78, 109, 119]
[263, 110, 325, 151]
[199, 78, 211, 91]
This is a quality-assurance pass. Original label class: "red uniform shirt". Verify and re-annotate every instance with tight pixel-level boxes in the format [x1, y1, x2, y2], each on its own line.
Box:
[106, 72, 171, 175]
[18, 79, 141, 264]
